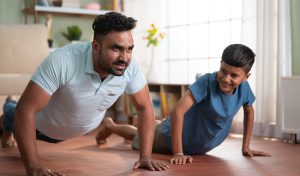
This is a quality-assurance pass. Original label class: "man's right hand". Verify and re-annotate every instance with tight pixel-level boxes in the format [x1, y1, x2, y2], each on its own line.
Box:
[27, 165, 65, 176]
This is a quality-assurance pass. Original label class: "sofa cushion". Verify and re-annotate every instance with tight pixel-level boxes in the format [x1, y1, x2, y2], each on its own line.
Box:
[0, 25, 49, 74]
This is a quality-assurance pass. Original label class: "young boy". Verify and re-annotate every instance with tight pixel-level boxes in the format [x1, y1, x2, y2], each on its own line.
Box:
[96, 44, 271, 165]
[1, 95, 18, 147]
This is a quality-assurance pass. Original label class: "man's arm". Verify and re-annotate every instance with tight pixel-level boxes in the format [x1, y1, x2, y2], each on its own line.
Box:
[129, 85, 168, 171]
[14, 81, 64, 175]
[242, 104, 271, 157]
[170, 90, 195, 164]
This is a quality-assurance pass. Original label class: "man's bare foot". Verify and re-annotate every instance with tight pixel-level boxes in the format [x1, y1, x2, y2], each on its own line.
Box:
[1, 132, 17, 148]
[96, 118, 115, 145]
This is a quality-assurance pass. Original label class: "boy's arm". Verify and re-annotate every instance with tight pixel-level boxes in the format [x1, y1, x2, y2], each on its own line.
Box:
[242, 104, 271, 157]
[170, 90, 195, 164]
[129, 85, 168, 171]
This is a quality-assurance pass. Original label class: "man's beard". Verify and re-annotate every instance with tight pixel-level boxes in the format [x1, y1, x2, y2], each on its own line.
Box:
[100, 60, 128, 76]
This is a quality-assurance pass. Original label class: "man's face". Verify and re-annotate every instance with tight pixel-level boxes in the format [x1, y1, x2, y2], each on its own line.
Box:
[92, 30, 134, 79]
[216, 61, 249, 95]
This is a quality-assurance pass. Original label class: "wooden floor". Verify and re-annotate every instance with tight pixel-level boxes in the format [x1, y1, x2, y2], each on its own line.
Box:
[1, 132, 300, 176]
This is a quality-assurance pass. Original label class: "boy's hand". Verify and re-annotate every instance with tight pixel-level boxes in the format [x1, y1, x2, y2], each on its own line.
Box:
[170, 153, 193, 164]
[242, 148, 271, 157]
[133, 157, 169, 171]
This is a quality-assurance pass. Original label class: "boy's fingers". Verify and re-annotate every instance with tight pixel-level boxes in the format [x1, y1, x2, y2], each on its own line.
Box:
[252, 150, 271, 157]
[188, 156, 193, 163]
[182, 158, 186, 164]
[247, 151, 254, 157]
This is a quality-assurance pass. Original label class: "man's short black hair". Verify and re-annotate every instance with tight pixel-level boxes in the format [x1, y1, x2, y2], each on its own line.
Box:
[92, 12, 137, 38]
[221, 44, 255, 73]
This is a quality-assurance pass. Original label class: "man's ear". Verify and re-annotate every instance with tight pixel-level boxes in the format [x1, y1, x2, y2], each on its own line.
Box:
[92, 40, 100, 49]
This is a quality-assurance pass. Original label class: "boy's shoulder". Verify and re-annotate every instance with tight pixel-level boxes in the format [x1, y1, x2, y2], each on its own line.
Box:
[196, 72, 217, 81]
[194, 72, 217, 86]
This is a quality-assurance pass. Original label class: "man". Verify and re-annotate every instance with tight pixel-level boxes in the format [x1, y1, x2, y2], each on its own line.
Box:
[13, 12, 168, 175]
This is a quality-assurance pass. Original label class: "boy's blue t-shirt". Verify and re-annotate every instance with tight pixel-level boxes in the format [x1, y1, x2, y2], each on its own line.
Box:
[162, 72, 255, 155]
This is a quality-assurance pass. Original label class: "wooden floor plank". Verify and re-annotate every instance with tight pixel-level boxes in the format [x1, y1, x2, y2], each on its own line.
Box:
[1, 133, 300, 176]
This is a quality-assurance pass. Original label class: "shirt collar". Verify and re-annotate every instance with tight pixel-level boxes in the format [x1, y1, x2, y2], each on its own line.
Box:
[85, 43, 98, 75]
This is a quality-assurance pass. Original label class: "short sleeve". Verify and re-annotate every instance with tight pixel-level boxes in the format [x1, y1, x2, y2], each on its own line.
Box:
[242, 81, 255, 106]
[189, 73, 211, 103]
[124, 58, 147, 94]
[31, 50, 70, 95]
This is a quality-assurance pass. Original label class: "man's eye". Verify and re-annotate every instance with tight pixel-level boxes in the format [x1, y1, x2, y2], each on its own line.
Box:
[112, 47, 120, 51]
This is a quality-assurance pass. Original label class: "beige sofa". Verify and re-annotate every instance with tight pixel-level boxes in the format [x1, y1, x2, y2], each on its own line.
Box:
[0, 25, 49, 110]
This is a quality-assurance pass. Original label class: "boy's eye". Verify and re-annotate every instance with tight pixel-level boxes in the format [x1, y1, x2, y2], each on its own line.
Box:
[221, 68, 226, 74]
[231, 74, 239, 78]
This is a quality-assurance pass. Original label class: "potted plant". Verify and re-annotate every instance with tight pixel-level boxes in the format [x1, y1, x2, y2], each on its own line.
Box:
[62, 25, 82, 42]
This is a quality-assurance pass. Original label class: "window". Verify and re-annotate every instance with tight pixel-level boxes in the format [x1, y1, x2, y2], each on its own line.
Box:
[160, 0, 243, 84]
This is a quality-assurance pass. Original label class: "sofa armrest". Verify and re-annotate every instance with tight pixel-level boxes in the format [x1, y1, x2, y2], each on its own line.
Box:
[0, 74, 31, 95]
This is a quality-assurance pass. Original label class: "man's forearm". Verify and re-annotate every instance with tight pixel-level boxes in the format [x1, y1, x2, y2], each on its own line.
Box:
[14, 110, 39, 171]
[137, 108, 155, 159]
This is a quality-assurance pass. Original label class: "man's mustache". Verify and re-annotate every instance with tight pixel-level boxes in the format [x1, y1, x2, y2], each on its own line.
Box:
[114, 61, 128, 65]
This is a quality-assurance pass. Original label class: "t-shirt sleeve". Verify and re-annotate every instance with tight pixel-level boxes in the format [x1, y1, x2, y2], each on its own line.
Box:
[31, 50, 70, 95]
[189, 73, 210, 103]
[242, 81, 255, 106]
[125, 58, 147, 94]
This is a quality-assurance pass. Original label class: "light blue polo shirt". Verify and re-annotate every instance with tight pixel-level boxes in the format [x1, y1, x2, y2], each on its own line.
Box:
[162, 72, 255, 155]
[31, 42, 146, 140]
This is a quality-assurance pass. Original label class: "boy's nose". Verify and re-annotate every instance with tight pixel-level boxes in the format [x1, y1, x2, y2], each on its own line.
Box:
[222, 75, 231, 83]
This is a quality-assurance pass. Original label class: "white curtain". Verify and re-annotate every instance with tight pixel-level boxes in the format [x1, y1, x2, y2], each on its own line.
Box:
[275, 0, 292, 137]
[232, 0, 279, 137]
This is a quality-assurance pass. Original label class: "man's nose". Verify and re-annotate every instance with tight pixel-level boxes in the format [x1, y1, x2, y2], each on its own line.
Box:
[120, 50, 129, 61]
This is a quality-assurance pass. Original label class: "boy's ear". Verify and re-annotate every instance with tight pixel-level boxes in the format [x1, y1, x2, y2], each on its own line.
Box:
[244, 73, 251, 81]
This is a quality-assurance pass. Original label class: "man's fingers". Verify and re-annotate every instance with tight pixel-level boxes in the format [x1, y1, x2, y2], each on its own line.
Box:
[53, 170, 65, 176]
[158, 163, 169, 170]
[134, 159, 169, 171]
[155, 162, 169, 171]
[145, 161, 155, 171]
[133, 161, 141, 170]
[151, 162, 162, 171]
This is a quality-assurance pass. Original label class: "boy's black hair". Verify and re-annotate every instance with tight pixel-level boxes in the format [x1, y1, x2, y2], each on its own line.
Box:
[221, 44, 255, 73]
[92, 12, 137, 39]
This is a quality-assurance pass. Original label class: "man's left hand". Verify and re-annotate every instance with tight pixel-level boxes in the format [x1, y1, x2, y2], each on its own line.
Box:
[133, 157, 169, 171]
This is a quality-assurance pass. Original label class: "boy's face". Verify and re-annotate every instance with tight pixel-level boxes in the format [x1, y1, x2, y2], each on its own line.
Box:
[217, 61, 250, 95]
